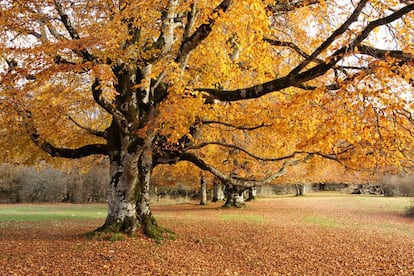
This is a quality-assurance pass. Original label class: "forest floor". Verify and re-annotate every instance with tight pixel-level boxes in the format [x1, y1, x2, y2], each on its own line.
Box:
[1, 194, 413, 275]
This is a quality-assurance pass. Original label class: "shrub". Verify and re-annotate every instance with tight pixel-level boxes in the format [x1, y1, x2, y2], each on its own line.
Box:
[0, 164, 108, 203]
[382, 174, 414, 197]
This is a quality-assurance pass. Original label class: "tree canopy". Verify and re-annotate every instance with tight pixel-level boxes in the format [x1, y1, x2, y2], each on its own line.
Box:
[1, 0, 413, 237]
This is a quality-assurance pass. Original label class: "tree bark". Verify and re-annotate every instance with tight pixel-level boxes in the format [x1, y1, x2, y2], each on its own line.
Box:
[199, 174, 207, 205]
[96, 149, 140, 235]
[295, 183, 306, 196]
[212, 178, 225, 202]
[246, 187, 257, 201]
[136, 144, 169, 240]
[223, 184, 246, 208]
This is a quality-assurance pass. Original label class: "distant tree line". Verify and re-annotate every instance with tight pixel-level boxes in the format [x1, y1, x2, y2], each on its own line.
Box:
[0, 164, 108, 203]
[1, 163, 413, 204]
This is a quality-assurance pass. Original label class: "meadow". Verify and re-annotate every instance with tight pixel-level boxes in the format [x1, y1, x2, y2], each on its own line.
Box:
[1, 194, 413, 275]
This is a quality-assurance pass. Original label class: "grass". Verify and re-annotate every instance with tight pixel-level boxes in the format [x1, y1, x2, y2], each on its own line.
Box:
[0, 204, 107, 222]
[302, 216, 343, 228]
[218, 213, 265, 222]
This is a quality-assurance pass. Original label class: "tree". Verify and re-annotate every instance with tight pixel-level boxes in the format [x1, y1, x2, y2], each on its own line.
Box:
[212, 176, 225, 202]
[199, 172, 208, 205]
[1, 0, 413, 239]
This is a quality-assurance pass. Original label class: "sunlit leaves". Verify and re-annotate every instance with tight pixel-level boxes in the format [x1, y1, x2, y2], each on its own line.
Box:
[1, 0, 413, 179]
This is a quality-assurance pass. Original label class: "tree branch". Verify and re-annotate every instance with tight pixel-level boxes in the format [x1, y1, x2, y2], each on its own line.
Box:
[183, 1, 198, 41]
[202, 120, 272, 131]
[267, 0, 321, 13]
[53, 0, 94, 61]
[263, 37, 367, 75]
[175, 0, 232, 64]
[288, 0, 369, 77]
[263, 37, 314, 60]
[292, 2, 414, 83]
[53, 0, 79, 40]
[21, 110, 108, 158]
[92, 79, 130, 135]
[66, 115, 107, 138]
[92, 79, 118, 115]
[196, 3, 414, 101]
[357, 45, 414, 62]
[180, 152, 287, 188]
[186, 141, 340, 163]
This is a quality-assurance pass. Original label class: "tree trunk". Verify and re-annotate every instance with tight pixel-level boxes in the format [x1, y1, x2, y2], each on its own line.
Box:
[93, 123, 173, 241]
[246, 187, 257, 201]
[223, 185, 246, 208]
[199, 174, 207, 205]
[96, 150, 140, 235]
[212, 178, 225, 202]
[136, 147, 162, 240]
[94, 146, 174, 242]
[295, 183, 306, 196]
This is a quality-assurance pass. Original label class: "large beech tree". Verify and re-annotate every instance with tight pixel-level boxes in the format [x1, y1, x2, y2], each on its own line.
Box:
[1, 0, 413, 238]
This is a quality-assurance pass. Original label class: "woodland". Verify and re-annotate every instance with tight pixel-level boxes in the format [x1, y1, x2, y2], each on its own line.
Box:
[1, 0, 413, 240]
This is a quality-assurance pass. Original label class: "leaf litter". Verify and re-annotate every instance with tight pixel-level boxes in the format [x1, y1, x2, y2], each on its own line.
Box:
[1, 196, 413, 275]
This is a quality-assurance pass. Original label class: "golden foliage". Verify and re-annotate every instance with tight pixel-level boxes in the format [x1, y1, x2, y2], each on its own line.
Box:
[0, 0, 413, 179]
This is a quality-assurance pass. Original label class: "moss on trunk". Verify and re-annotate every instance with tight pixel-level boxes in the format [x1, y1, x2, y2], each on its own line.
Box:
[141, 214, 176, 243]
[93, 215, 139, 235]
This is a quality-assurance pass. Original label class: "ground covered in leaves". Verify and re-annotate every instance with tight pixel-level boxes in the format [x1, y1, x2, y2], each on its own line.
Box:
[1, 195, 413, 275]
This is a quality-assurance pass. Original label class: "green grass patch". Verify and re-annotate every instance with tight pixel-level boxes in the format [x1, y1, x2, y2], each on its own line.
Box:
[218, 213, 265, 222]
[0, 204, 107, 222]
[302, 216, 343, 228]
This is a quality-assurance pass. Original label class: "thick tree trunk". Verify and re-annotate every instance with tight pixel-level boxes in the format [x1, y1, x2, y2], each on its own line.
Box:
[96, 150, 140, 235]
[212, 178, 225, 202]
[136, 145, 172, 241]
[95, 145, 174, 241]
[199, 174, 207, 205]
[94, 123, 166, 239]
[223, 185, 246, 208]
[295, 183, 306, 196]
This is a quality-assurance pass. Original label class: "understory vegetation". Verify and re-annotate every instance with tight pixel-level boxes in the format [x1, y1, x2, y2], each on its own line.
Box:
[0, 164, 108, 203]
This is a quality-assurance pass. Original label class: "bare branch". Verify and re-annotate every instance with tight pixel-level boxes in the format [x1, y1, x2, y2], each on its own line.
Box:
[92, 79, 117, 115]
[53, 0, 80, 39]
[263, 37, 368, 75]
[294, 2, 414, 82]
[183, 1, 198, 40]
[263, 37, 314, 60]
[186, 141, 296, 161]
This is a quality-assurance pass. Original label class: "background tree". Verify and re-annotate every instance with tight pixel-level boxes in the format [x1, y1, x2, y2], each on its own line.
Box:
[1, 0, 413, 239]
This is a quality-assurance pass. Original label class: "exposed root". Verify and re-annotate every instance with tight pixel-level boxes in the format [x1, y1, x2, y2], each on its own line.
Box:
[88, 216, 139, 240]
[222, 201, 247, 209]
[141, 215, 176, 244]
